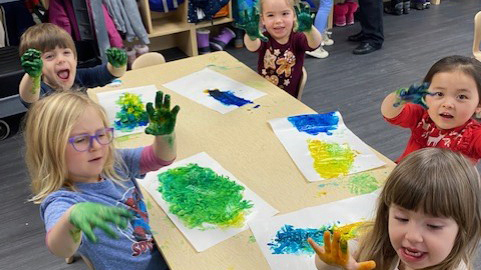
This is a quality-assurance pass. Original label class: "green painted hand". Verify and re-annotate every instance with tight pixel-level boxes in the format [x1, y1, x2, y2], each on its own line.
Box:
[394, 82, 432, 109]
[295, 3, 314, 32]
[236, 7, 268, 42]
[21, 48, 43, 94]
[68, 202, 133, 243]
[308, 231, 376, 270]
[106, 47, 127, 68]
[145, 91, 180, 135]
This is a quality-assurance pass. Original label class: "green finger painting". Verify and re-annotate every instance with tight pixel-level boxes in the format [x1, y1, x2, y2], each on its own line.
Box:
[347, 173, 380, 195]
[158, 164, 253, 229]
[114, 92, 149, 132]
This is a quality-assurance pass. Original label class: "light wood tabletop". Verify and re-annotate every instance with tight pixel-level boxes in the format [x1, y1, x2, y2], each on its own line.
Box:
[89, 51, 396, 270]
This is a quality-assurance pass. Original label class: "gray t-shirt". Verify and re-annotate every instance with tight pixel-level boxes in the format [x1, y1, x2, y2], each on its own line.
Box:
[40, 148, 167, 270]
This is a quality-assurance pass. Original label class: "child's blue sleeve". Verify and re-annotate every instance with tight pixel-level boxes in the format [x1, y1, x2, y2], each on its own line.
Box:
[40, 193, 80, 232]
[116, 147, 144, 179]
[75, 64, 116, 88]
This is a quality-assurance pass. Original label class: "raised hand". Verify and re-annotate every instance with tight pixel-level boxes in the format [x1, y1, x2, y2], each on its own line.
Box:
[295, 2, 315, 32]
[21, 48, 43, 94]
[145, 91, 180, 135]
[236, 7, 268, 42]
[308, 231, 376, 270]
[393, 82, 432, 109]
[69, 202, 133, 243]
[106, 47, 127, 68]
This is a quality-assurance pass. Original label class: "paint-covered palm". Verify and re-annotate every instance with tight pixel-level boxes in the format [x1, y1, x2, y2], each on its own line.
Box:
[308, 231, 376, 270]
[21, 48, 43, 93]
[69, 202, 133, 243]
[145, 91, 180, 135]
[295, 3, 314, 32]
[394, 82, 431, 109]
[237, 7, 268, 42]
[106, 47, 127, 68]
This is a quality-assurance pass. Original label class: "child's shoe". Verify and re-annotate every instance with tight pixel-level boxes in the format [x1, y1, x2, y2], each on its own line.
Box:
[233, 27, 244, 48]
[306, 46, 329, 59]
[384, 0, 403, 15]
[134, 44, 149, 56]
[126, 47, 136, 69]
[403, 0, 410, 13]
[333, 3, 348, 27]
[345, 1, 359, 25]
[322, 31, 334, 46]
[423, 0, 431, 9]
[196, 29, 211, 54]
[210, 27, 236, 51]
[412, 0, 425, 10]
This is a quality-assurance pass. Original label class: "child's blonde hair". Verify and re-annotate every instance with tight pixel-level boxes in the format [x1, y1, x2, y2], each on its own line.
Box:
[24, 91, 125, 204]
[258, 0, 297, 14]
[356, 148, 481, 269]
[19, 23, 77, 58]
[423, 55, 481, 105]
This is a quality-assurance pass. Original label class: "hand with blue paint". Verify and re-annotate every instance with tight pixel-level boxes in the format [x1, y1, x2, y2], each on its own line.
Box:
[294, 2, 315, 32]
[308, 231, 376, 270]
[145, 91, 180, 136]
[236, 7, 268, 42]
[393, 82, 431, 109]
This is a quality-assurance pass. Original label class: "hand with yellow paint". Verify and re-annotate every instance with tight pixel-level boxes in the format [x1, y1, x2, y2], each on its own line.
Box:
[308, 231, 376, 270]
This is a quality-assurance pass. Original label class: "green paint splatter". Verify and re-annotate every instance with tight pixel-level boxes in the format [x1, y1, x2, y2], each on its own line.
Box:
[248, 235, 256, 243]
[158, 164, 253, 229]
[308, 139, 357, 179]
[114, 92, 148, 132]
[146, 199, 153, 210]
[348, 173, 379, 195]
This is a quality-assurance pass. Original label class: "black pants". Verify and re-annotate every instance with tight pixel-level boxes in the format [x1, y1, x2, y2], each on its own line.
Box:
[358, 0, 384, 47]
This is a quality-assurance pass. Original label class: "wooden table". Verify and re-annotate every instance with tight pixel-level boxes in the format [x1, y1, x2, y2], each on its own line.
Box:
[89, 51, 396, 270]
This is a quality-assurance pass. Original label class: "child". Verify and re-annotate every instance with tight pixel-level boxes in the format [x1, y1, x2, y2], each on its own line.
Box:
[24, 91, 180, 269]
[19, 23, 127, 107]
[305, 0, 333, 59]
[238, 0, 322, 98]
[309, 147, 481, 270]
[381, 55, 481, 163]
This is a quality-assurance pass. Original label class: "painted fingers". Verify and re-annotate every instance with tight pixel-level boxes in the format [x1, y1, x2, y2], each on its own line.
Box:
[145, 91, 180, 135]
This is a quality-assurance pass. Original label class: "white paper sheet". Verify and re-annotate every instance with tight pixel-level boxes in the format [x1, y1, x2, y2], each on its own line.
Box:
[96, 85, 158, 137]
[269, 111, 386, 182]
[138, 152, 279, 252]
[162, 68, 266, 114]
[249, 192, 379, 270]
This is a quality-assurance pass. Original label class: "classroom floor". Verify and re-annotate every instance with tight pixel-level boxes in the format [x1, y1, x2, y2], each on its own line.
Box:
[1, 0, 480, 269]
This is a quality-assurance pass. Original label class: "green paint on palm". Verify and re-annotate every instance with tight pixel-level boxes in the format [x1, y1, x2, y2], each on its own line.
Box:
[21, 48, 43, 93]
[295, 3, 314, 32]
[157, 164, 253, 229]
[106, 47, 127, 68]
[237, 7, 268, 41]
[347, 173, 379, 195]
[145, 91, 180, 136]
[249, 235, 256, 243]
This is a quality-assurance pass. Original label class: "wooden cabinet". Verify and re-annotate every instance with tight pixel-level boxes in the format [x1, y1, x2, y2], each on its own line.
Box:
[137, 0, 233, 56]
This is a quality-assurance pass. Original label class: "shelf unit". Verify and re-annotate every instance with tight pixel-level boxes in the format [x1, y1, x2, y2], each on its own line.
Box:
[137, 0, 233, 56]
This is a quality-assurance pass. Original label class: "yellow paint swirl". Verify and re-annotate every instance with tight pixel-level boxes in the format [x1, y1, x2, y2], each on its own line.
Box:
[308, 139, 357, 179]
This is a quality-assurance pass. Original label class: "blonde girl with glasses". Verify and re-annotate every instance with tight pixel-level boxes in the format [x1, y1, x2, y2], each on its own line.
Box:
[308, 148, 481, 270]
[24, 91, 179, 270]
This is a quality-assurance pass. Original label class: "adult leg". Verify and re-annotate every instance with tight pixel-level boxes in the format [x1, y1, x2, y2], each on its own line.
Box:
[357, 0, 384, 47]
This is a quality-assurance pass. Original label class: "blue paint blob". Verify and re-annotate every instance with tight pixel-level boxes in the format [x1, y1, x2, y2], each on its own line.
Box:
[253, 104, 261, 109]
[206, 89, 253, 107]
[287, 112, 339, 135]
[267, 224, 327, 255]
